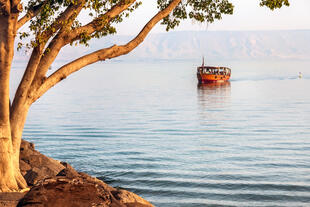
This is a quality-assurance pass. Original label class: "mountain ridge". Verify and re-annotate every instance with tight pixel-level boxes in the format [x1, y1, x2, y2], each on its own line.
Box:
[14, 30, 310, 64]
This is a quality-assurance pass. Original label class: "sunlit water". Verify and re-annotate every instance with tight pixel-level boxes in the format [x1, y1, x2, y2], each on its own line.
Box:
[12, 60, 310, 206]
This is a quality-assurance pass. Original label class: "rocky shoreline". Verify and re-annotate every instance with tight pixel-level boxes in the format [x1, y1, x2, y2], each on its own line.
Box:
[0, 140, 153, 207]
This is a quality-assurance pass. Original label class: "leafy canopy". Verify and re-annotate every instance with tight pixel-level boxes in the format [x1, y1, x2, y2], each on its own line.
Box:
[19, 0, 289, 49]
[260, 0, 289, 10]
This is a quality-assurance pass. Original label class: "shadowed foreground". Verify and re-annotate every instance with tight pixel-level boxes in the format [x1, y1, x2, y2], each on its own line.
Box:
[0, 140, 153, 207]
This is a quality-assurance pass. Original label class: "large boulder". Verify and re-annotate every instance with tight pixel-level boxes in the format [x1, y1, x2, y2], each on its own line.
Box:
[20, 140, 65, 186]
[18, 173, 153, 207]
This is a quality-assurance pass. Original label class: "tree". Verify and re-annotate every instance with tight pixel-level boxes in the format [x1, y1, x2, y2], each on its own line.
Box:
[0, 0, 289, 192]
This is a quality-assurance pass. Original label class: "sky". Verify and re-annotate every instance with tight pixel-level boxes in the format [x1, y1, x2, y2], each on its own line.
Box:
[116, 0, 310, 35]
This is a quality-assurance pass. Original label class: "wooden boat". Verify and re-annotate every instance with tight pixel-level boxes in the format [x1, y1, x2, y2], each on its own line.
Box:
[197, 58, 231, 83]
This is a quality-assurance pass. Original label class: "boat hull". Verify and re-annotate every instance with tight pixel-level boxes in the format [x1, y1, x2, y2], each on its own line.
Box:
[197, 73, 230, 83]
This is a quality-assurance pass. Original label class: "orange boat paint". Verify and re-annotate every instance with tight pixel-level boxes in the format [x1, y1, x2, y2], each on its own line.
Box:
[197, 58, 231, 83]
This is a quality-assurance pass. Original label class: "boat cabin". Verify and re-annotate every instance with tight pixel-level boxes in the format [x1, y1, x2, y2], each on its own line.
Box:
[197, 66, 231, 76]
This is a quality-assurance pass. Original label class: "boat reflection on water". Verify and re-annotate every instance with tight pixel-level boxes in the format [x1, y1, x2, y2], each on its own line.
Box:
[197, 81, 231, 121]
[198, 81, 231, 90]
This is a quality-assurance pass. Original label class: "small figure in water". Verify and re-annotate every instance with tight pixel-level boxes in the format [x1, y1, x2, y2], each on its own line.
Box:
[298, 72, 303, 79]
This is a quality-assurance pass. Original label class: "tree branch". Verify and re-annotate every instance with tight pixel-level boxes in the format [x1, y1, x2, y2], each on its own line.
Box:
[27, 0, 86, 93]
[10, 0, 22, 13]
[32, 0, 182, 102]
[26, 0, 136, 101]
[12, 0, 85, 114]
[16, 3, 44, 30]
[11, 46, 42, 111]
[0, 0, 11, 15]
[65, 0, 136, 44]
[10, 0, 20, 8]
[40, 0, 86, 42]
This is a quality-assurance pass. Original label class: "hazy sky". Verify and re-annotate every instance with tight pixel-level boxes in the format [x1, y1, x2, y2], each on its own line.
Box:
[117, 0, 310, 35]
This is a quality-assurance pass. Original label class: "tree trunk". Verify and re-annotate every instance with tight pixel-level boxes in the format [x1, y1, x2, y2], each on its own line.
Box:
[0, 15, 27, 192]
[0, 15, 18, 192]
[10, 104, 29, 189]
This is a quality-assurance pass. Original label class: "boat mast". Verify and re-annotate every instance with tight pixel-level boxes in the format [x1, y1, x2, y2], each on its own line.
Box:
[202, 56, 205, 67]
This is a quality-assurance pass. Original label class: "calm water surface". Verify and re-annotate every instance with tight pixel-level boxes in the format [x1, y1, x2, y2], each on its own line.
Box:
[13, 60, 310, 206]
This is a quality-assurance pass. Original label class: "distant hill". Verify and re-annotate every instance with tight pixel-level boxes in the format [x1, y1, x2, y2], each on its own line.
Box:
[14, 30, 310, 64]
[123, 30, 310, 61]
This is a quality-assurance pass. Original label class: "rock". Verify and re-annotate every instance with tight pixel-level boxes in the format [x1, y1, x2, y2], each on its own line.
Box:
[0, 193, 26, 207]
[111, 190, 154, 207]
[23, 169, 39, 185]
[19, 160, 31, 177]
[20, 140, 65, 185]
[56, 162, 80, 178]
[18, 176, 153, 207]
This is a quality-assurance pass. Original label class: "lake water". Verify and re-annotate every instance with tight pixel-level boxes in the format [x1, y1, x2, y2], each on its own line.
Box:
[13, 60, 310, 206]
